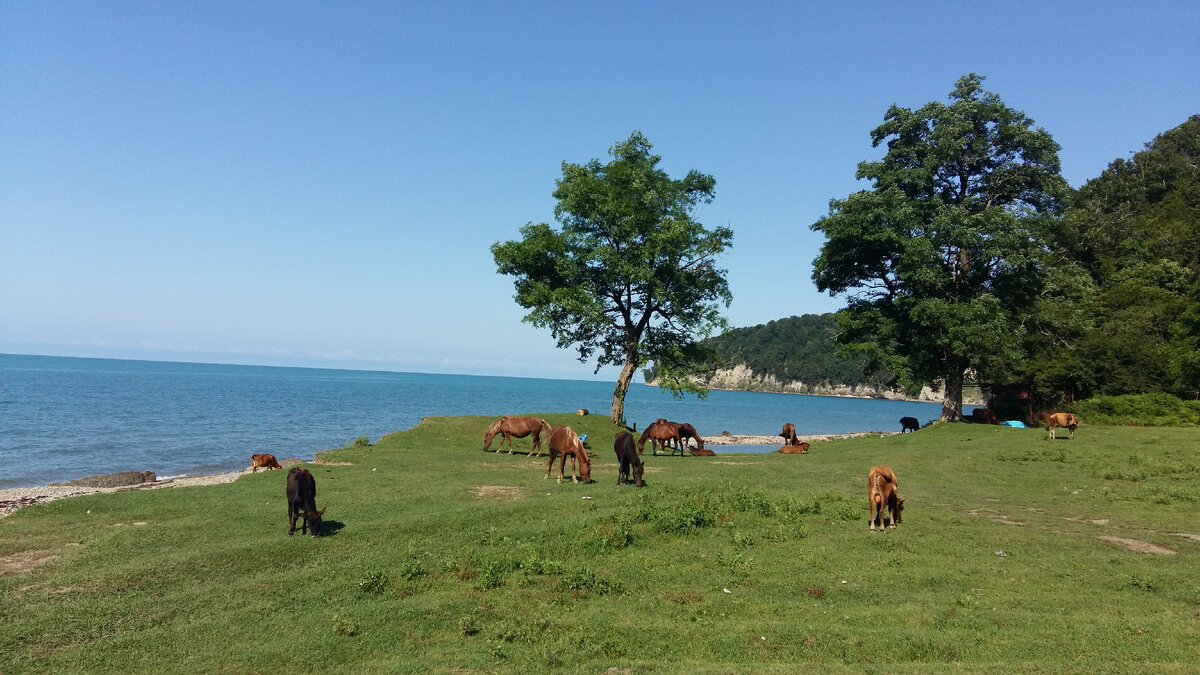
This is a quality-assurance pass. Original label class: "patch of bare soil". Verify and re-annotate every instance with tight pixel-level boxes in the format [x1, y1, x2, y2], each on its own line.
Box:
[471, 485, 525, 501]
[1171, 532, 1200, 542]
[967, 507, 1025, 526]
[711, 461, 759, 466]
[0, 549, 59, 577]
[1099, 536, 1176, 555]
[313, 459, 354, 466]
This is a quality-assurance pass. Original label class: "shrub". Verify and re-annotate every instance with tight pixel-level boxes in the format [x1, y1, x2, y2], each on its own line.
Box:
[1075, 394, 1200, 426]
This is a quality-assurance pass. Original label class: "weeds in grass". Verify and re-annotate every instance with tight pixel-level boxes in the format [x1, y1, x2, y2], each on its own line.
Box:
[357, 570, 389, 595]
[332, 614, 357, 637]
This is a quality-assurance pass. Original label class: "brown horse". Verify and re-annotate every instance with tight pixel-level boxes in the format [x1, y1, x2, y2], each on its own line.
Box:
[545, 426, 591, 484]
[867, 465, 904, 531]
[780, 423, 799, 445]
[779, 442, 810, 454]
[677, 423, 705, 454]
[638, 420, 681, 456]
[1046, 412, 1080, 440]
[483, 415, 552, 456]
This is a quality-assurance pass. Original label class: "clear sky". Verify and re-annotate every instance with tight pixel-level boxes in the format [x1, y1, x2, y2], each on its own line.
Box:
[3, 1, 1198, 381]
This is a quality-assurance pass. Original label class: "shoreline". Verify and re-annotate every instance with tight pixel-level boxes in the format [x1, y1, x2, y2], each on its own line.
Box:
[0, 433, 891, 517]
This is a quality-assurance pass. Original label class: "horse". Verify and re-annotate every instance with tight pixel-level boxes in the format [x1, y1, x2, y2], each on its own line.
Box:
[779, 442, 810, 454]
[545, 426, 591, 484]
[677, 423, 705, 454]
[780, 423, 799, 445]
[899, 416, 919, 433]
[637, 420, 682, 456]
[867, 465, 904, 531]
[482, 415, 552, 456]
[614, 431, 643, 487]
[1046, 412, 1080, 440]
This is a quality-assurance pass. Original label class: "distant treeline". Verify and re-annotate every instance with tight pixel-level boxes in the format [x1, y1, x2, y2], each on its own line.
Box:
[643, 313, 889, 390]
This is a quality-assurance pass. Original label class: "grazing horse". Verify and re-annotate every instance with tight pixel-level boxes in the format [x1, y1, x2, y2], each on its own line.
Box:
[780, 423, 799, 445]
[613, 431, 643, 487]
[677, 423, 705, 454]
[638, 420, 682, 456]
[867, 465, 904, 531]
[286, 467, 325, 537]
[545, 426, 591, 484]
[482, 415, 552, 456]
[1046, 412, 1080, 440]
[250, 453, 282, 472]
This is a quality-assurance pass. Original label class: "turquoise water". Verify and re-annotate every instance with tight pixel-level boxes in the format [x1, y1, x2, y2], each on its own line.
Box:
[0, 354, 955, 489]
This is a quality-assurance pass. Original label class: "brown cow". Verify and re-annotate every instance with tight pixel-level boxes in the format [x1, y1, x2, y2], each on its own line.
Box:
[1047, 412, 1080, 440]
[286, 467, 325, 537]
[780, 423, 799, 445]
[614, 431, 643, 487]
[779, 442, 810, 454]
[250, 453, 282, 472]
[546, 426, 591, 484]
[967, 408, 999, 425]
[867, 465, 904, 531]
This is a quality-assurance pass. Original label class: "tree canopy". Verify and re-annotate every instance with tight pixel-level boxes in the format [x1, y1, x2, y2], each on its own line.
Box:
[492, 131, 733, 424]
[811, 74, 1069, 420]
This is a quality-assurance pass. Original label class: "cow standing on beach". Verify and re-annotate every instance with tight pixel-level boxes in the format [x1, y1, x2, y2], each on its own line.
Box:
[286, 467, 325, 537]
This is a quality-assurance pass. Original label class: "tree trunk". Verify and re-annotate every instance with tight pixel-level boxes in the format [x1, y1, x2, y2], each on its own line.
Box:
[940, 363, 966, 421]
[610, 350, 638, 426]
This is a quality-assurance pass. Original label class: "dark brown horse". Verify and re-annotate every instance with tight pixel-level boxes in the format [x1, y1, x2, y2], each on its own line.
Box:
[780, 423, 799, 445]
[545, 426, 591, 484]
[483, 415, 552, 456]
[677, 423, 705, 454]
[614, 431, 643, 487]
[638, 420, 681, 456]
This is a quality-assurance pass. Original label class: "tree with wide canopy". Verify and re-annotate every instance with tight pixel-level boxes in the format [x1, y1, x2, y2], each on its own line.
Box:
[811, 74, 1069, 420]
[492, 132, 733, 425]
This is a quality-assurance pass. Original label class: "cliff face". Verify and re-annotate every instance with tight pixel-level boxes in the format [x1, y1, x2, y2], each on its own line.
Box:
[647, 363, 984, 404]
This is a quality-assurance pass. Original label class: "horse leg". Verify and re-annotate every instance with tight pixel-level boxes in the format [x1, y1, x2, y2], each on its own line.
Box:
[545, 451, 555, 480]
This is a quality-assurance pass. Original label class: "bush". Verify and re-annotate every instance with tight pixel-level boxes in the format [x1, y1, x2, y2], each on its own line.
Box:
[1075, 394, 1200, 426]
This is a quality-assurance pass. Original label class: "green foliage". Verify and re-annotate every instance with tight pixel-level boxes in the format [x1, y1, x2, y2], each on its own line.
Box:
[493, 131, 733, 423]
[349, 436, 372, 449]
[811, 74, 1069, 419]
[1075, 393, 1200, 426]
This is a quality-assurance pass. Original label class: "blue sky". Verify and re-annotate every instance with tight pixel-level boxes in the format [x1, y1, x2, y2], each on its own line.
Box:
[3, 1, 1198, 381]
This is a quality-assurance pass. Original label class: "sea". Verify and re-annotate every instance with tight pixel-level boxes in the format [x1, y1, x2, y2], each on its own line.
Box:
[0, 354, 963, 490]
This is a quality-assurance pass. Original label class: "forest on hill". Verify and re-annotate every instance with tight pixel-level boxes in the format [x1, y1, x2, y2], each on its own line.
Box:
[647, 115, 1200, 405]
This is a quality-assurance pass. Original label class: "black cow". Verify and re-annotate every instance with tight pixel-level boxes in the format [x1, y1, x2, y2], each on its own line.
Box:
[899, 416, 919, 433]
[614, 431, 644, 487]
[286, 467, 325, 537]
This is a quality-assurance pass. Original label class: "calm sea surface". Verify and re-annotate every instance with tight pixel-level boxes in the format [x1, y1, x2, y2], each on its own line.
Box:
[0, 354, 959, 489]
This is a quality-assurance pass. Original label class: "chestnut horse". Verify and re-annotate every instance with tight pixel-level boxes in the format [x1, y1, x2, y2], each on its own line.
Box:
[545, 426, 591, 484]
[637, 420, 681, 456]
[867, 465, 904, 531]
[1046, 412, 1080, 440]
[780, 423, 799, 445]
[483, 415, 552, 456]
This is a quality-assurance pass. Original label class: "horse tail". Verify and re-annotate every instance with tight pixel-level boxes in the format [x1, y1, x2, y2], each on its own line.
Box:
[535, 418, 552, 451]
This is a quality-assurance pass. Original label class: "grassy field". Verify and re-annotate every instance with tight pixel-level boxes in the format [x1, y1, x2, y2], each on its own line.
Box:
[3, 414, 1199, 672]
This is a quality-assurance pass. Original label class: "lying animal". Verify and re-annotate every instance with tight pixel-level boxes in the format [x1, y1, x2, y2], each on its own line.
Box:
[779, 442, 810, 454]
[286, 467, 325, 537]
[899, 416, 919, 433]
[689, 447, 716, 456]
[1046, 412, 1080, 440]
[613, 431, 644, 487]
[250, 453, 282, 472]
[867, 465, 904, 531]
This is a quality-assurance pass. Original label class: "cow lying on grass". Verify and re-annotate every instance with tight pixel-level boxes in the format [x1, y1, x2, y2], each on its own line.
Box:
[250, 453, 282, 472]
[286, 467, 325, 537]
[867, 465, 904, 531]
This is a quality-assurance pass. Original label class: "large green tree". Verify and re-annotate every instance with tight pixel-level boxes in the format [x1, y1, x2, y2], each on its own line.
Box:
[811, 74, 1069, 420]
[492, 132, 733, 425]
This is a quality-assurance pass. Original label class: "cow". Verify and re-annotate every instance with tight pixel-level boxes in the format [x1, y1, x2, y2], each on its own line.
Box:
[1047, 412, 1080, 440]
[250, 453, 282, 472]
[779, 442, 810, 454]
[780, 423, 799, 445]
[967, 408, 999, 425]
[613, 431, 644, 487]
[286, 467, 325, 537]
[899, 417, 919, 433]
[867, 465, 904, 531]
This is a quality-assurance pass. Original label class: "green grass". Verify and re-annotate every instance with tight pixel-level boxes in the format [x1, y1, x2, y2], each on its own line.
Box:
[4, 414, 1200, 672]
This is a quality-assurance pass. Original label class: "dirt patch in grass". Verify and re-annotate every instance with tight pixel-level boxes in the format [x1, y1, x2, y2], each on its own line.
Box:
[313, 459, 354, 466]
[471, 485, 525, 501]
[0, 549, 59, 577]
[1171, 532, 1200, 542]
[1099, 536, 1176, 555]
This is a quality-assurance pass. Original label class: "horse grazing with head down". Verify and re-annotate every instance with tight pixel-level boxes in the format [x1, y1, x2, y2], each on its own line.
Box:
[483, 415, 552, 456]
[1046, 412, 1080, 440]
[613, 431, 643, 487]
[545, 426, 591, 484]
[677, 423, 705, 454]
[638, 420, 681, 456]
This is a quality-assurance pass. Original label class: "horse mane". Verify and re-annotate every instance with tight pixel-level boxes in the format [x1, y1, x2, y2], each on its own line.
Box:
[484, 416, 507, 436]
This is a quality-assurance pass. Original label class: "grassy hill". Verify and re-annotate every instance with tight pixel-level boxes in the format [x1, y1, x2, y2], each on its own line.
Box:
[4, 414, 1199, 671]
